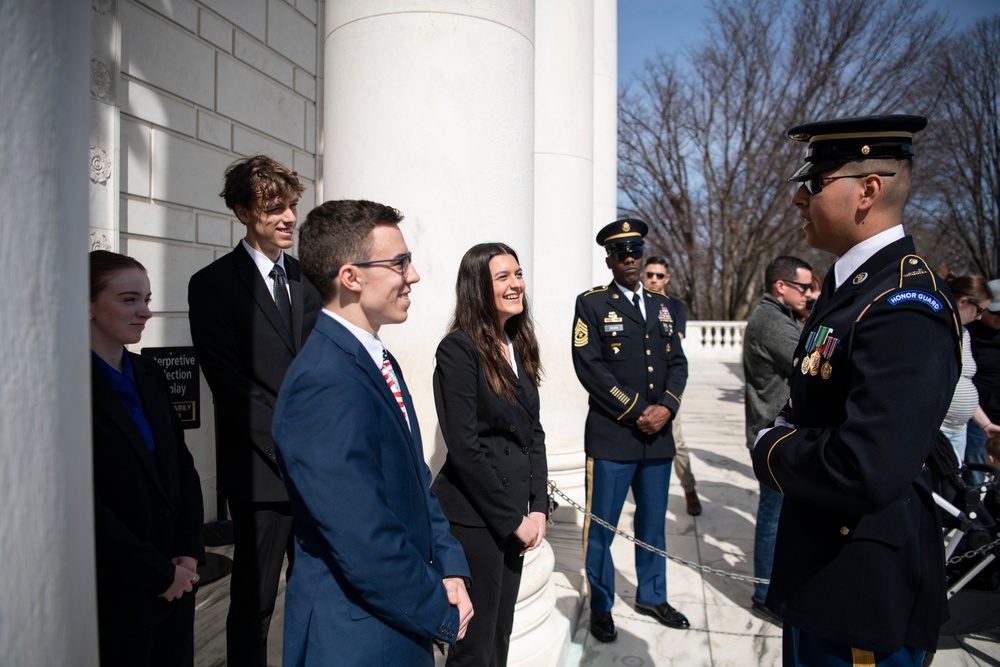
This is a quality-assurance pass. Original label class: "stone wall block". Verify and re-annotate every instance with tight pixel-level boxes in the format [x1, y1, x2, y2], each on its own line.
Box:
[121, 1, 215, 108]
[293, 149, 316, 180]
[295, 0, 318, 24]
[234, 31, 295, 84]
[217, 55, 305, 148]
[197, 109, 232, 150]
[122, 198, 197, 243]
[232, 125, 294, 165]
[293, 67, 316, 100]
[197, 212, 233, 247]
[121, 118, 152, 198]
[150, 128, 234, 214]
[267, 0, 317, 73]
[199, 0, 266, 41]
[135, 0, 198, 33]
[199, 7, 232, 51]
[121, 78, 197, 137]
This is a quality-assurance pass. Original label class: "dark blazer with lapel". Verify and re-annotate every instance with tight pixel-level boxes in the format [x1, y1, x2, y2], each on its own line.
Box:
[752, 236, 961, 652]
[430, 330, 548, 539]
[273, 315, 470, 666]
[188, 243, 321, 502]
[91, 352, 205, 636]
[572, 284, 688, 460]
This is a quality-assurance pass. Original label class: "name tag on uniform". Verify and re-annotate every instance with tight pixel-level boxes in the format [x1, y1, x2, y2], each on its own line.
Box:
[603, 324, 624, 333]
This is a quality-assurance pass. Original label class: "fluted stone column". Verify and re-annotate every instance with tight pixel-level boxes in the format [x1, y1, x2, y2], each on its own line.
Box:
[324, 2, 569, 664]
[533, 0, 594, 529]
[0, 1, 96, 665]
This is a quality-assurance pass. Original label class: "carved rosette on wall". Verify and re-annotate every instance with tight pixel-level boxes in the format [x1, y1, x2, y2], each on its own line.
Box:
[89, 230, 112, 252]
[92, 0, 114, 15]
[90, 60, 112, 101]
[89, 145, 112, 185]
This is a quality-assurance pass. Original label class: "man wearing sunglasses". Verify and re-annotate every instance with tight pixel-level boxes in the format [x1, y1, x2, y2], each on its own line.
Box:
[643, 256, 703, 517]
[573, 219, 690, 643]
[742, 255, 813, 628]
[751, 115, 961, 666]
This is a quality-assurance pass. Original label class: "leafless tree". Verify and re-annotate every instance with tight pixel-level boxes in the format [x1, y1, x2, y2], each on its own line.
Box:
[619, 0, 946, 319]
[917, 17, 1000, 279]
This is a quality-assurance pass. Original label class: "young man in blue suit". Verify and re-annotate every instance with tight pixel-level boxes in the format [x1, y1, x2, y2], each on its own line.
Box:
[273, 199, 473, 666]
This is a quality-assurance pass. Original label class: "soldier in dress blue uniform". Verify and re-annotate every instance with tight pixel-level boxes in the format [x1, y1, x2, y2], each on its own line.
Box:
[572, 219, 690, 643]
[751, 115, 962, 666]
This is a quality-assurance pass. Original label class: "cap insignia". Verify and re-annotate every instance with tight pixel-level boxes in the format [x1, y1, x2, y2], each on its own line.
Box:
[861, 145, 870, 155]
[622, 222, 631, 232]
[852, 272, 868, 285]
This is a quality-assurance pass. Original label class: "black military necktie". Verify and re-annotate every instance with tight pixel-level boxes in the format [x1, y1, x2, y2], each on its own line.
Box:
[270, 264, 293, 334]
[632, 292, 643, 317]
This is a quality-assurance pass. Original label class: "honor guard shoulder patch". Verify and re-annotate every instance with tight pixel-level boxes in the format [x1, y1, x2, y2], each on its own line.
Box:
[886, 290, 943, 312]
[574, 318, 589, 347]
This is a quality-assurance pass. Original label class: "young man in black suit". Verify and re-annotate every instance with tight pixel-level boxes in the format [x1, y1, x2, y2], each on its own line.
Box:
[188, 155, 322, 667]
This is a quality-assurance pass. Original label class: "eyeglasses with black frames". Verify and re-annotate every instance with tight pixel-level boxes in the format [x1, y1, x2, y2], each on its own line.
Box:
[973, 303, 987, 317]
[328, 252, 412, 278]
[802, 172, 896, 196]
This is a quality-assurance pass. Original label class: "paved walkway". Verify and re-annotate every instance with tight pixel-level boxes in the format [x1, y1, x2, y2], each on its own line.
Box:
[548, 359, 1000, 666]
[193, 359, 1000, 666]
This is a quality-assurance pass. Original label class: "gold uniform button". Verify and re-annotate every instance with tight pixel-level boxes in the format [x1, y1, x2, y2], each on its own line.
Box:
[647, 366, 654, 373]
[646, 349, 651, 356]
[793, 357, 799, 367]
[839, 526, 850, 536]
[648, 384, 654, 390]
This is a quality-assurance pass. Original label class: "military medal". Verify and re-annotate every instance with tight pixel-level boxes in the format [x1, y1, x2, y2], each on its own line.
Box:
[820, 362, 832, 379]
[815, 331, 839, 380]
[809, 351, 821, 376]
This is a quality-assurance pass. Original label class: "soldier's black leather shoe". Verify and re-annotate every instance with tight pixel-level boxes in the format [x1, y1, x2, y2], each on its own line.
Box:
[634, 601, 690, 629]
[589, 611, 617, 642]
[750, 599, 783, 627]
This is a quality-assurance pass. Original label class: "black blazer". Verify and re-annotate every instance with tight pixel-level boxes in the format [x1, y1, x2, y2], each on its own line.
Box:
[92, 352, 205, 636]
[571, 284, 688, 460]
[188, 244, 321, 502]
[753, 237, 961, 652]
[431, 331, 548, 538]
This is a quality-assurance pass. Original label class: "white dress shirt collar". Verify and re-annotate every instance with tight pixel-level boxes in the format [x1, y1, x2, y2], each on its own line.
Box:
[614, 281, 646, 319]
[833, 225, 905, 289]
[241, 238, 286, 283]
[323, 309, 384, 369]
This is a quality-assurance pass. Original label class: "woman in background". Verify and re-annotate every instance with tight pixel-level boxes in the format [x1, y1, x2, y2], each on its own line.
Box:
[941, 275, 999, 465]
[90, 250, 204, 667]
[431, 243, 548, 667]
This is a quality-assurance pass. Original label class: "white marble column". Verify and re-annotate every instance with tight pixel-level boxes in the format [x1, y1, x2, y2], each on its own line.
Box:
[323, 1, 536, 463]
[0, 1, 97, 665]
[533, 0, 595, 528]
[592, 0, 619, 285]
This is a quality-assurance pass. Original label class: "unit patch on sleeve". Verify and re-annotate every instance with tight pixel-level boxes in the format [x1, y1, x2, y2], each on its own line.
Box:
[886, 290, 942, 312]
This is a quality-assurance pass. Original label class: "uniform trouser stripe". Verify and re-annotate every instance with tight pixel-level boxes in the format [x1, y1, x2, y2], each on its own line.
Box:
[851, 647, 876, 667]
[583, 456, 594, 602]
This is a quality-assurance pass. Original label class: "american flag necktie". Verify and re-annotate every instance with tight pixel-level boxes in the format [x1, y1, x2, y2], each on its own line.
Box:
[381, 349, 410, 431]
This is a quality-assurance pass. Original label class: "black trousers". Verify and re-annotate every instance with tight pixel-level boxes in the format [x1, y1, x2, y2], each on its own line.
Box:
[446, 524, 524, 667]
[99, 590, 196, 667]
[227, 500, 295, 667]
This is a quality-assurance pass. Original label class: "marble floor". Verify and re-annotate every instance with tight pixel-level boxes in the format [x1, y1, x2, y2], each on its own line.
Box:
[192, 359, 1000, 666]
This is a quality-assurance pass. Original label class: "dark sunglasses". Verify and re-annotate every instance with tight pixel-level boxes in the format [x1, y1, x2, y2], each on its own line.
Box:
[973, 303, 987, 316]
[645, 271, 666, 280]
[802, 171, 896, 196]
[780, 279, 812, 293]
[328, 252, 412, 278]
[611, 249, 643, 262]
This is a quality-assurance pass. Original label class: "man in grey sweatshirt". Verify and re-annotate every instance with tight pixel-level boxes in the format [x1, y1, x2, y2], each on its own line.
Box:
[742, 255, 813, 625]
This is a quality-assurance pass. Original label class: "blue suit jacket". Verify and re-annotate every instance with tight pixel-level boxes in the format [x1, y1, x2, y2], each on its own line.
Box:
[273, 314, 470, 667]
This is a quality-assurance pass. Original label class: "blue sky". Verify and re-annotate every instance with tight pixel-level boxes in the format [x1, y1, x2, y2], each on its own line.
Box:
[617, 0, 1000, 83]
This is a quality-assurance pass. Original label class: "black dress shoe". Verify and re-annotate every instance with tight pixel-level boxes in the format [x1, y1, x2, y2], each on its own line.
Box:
[589, 611, 618, 642]
[750, 599, 783, 627]
[634, 601, 690, 629]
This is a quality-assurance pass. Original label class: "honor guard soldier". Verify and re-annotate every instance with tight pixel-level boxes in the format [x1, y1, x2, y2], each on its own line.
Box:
[751, 115, 962, 666]
[572, 218, 690, 643]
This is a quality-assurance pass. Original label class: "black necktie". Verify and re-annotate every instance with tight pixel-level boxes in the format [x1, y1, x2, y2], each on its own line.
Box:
[270, 264, 292, 334]
[632, 292, 643, 317]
